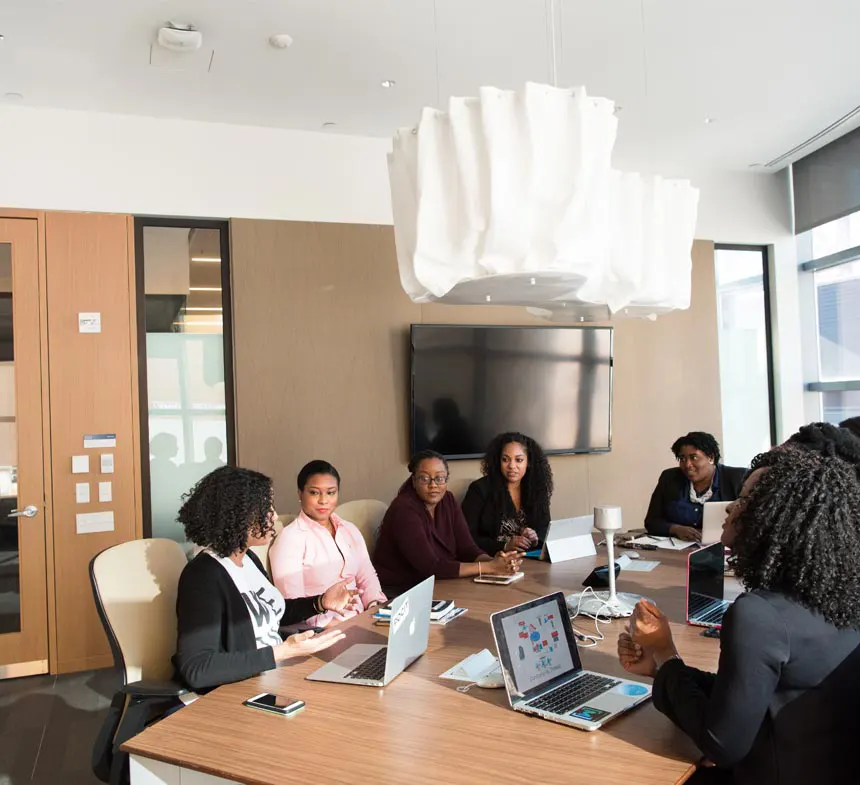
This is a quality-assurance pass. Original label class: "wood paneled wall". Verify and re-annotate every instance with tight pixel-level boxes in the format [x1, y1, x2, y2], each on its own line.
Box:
[45, 212, 140, 673]
[231, 219, 722, 529]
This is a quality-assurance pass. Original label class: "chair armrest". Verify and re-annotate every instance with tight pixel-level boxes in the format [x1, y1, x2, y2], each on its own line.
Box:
[122, 680, 188, 698]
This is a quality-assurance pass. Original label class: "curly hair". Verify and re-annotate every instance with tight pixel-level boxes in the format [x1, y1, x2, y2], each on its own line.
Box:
[789, 421, 860, 464]
[480, 432, 553, 525]
[178, 466, 275, 558]
[671, 431, 721, 464]
[732, 445, 860, 629]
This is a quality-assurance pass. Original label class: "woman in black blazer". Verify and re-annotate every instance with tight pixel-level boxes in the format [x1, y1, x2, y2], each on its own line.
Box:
[644, 432, 746, 542]
[619, 424, 860, 785]
[461, 432, 553, 554]
[173, 466, 357, 692]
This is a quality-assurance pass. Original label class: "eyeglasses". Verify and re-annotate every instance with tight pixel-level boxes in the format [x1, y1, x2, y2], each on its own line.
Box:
[415, 474, 449, 486]
[677, 454, 707, 465]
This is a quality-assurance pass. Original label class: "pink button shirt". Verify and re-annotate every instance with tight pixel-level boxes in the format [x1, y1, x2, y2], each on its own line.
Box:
[269, 510, 387, 628]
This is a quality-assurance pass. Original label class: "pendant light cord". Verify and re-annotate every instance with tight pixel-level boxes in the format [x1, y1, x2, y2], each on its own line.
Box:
[546, 0, 560, 87]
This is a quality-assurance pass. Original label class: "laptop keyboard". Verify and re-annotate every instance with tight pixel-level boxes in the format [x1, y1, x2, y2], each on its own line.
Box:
[689, 593, 728, 625]
[344, 648, 387, 682]
[527, 673, 620, 715]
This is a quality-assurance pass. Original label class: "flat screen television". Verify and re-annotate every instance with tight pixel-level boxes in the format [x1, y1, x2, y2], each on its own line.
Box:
[410, 324, 613, 459]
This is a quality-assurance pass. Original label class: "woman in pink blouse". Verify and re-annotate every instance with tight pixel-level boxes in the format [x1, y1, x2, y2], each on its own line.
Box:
[269, 460, 387, 627]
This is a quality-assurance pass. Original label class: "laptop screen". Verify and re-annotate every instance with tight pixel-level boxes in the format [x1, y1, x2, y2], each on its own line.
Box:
[687, 543, 725, 608]
[491, 593, 581, 699]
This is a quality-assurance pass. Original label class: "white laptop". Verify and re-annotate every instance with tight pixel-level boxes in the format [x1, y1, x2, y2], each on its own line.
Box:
[306, 575, 434, 687]
[701, 501, 730, 545]
[490, 591, 651, 731]
[526, 515, 596, 563]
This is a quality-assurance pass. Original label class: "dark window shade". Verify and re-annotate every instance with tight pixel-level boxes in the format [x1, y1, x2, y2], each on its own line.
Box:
[792, 125, 860, 235]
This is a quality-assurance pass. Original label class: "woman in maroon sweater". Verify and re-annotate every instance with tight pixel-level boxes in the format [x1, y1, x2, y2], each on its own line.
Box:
[373, 450, 522, 596]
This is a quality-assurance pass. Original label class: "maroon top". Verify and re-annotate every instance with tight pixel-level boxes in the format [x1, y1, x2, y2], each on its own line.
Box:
[372, 481, 485, 595]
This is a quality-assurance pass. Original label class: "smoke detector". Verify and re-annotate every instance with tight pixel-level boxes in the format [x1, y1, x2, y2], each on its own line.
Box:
[157, 22, 202, 52]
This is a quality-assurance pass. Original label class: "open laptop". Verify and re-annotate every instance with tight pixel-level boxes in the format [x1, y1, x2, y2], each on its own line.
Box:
[701, 501, 730, 545]
[686, 542, 732, 628]
[524, 515, 596, 563]
[306, 575, 434, 687]
[490, 592, 651, 731]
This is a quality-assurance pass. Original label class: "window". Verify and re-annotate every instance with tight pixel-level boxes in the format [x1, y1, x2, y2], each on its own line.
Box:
[714, 245, 775, 465]
[134, 219, 235, 545]
[800, 211, 860, 425]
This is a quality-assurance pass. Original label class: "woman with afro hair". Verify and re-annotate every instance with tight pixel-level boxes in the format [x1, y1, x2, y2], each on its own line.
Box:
[173, 466, 358, 692]
[618, 428, 860, 784]
[461, 432, 554, 554]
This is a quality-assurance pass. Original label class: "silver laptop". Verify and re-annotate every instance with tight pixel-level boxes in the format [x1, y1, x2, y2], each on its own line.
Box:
[525, 515, 596, 563]
[490, 592, 651, 731]
[306, 575, 434, 687]
[686, 542, 732, 629]
[701, 501, 730, 545]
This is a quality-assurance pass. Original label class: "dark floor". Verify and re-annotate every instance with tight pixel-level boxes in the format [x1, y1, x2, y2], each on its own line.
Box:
[0, 668, 121, 785]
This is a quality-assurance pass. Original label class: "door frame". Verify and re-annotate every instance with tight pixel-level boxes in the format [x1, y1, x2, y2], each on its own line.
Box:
[0, 209, 56, 676]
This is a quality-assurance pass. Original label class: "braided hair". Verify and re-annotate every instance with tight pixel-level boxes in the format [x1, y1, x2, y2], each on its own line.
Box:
[732, 444, 860, 629]
[788, 422, 860, 465]
[178, 466, 275, 558]
[480, 432, 553, 527]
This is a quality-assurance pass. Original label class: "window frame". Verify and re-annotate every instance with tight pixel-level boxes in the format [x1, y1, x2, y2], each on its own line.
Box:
[133, 216, 236, 539]
[714, 243, 778, 448]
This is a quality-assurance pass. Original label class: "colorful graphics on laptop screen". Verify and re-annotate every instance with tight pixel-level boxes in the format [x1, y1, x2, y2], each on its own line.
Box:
[501, 599, 575, 691]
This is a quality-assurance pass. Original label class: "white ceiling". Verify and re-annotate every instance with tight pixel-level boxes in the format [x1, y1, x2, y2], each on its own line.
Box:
[2, 0, 860, 174]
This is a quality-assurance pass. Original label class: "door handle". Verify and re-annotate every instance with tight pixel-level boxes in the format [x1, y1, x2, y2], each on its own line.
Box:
[8, 505, 38, 519]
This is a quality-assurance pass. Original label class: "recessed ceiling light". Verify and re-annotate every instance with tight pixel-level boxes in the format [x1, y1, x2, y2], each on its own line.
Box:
[269, 33, 293, 49]
[190, 256, 221, 262]
[4, 93, 23, 104]
[381, 79, 396, 88]
[189, 287, 222, 292]
[704, 117, 717, 124]
[321, 122, 337, 129]
[0, 34, 5, 41]
[613, 105, 623, 115]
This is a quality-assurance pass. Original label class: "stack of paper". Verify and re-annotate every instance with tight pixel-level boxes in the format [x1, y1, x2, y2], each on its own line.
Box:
[626, 535, 696, 551]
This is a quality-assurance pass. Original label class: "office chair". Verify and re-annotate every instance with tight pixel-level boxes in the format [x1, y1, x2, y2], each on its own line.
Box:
[335, 499, 388, 551]
[90, 538, 190, 785]
[447, 477, 477, 503]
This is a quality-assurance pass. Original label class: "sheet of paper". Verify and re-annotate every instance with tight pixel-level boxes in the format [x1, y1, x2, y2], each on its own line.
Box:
[100, 453, 115, 474]
[628, 535, 696, 551]
[72, 455, 89, 474]
[440, 648, 500, 682]
[98, 482, 112, 503]
[75, 482, 90, 504]
[621, 559, 660, 572]
[76, 510, 114, 534]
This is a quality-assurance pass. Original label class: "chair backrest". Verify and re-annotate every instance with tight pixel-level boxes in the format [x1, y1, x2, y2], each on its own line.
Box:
[448, 476, 477, 503]
[336, 499, 389, 551]
[90, 538, 188, 685]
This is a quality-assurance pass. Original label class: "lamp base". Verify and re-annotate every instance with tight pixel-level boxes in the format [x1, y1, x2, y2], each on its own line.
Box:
[566, 591, 644, 618]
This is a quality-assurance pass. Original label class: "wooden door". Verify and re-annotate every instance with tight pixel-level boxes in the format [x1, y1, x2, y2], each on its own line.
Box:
[0, 218, 49, 677]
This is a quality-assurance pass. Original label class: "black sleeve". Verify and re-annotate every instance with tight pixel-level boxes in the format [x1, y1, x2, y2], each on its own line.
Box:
[173, 566, 277, 692]
[644, 471, 675, 536]
[461, 480, 499, 554]
[652, 593, 787, 768]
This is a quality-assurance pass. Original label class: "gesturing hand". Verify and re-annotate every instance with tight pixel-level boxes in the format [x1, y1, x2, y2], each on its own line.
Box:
[274, 628, 346, 662]
[321, 580, 362, 613]
[630, 600, 677, 664]
[617, 630, 656, 678]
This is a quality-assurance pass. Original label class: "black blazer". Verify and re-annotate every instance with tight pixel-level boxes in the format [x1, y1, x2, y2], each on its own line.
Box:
[644, 465, 746, 536]
[461, 476, 550, 554]
[173, 551, 321, 692]
[653, 590, 860, 785]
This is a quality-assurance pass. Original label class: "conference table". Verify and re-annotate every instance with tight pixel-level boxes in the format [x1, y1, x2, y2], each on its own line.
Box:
[125, 544, 733, 785]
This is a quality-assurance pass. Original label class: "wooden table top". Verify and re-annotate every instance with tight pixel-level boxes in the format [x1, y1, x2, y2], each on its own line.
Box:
[125, 546, 728, 785]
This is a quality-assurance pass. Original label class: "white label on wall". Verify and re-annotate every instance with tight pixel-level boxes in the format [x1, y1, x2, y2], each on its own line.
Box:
[75, 482, 90, 504]
[78, 313, 101, 333]
[100, 453, 115, 473]
[84, 433, 116, 449]
[98, 481, 112, 503]
[76, 510, 114, 535]
[72, 455, 89, 474]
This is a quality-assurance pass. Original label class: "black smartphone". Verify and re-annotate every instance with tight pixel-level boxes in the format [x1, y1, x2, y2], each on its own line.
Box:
[243, 693, 306, 716]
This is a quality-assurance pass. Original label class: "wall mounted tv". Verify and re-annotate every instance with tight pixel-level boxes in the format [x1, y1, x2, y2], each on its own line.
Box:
[410, 324, 613, 460]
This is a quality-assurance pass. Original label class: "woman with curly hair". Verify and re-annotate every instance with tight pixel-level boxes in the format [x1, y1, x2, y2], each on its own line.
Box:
[461, 432, 553, 554]
[645, 431, 747, 542]
[173, 466, 357, 692]
[618, 431, 860, 785]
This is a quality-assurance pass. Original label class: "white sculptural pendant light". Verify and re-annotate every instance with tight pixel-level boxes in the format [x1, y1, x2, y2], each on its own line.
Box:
[387, 4, 699, 320]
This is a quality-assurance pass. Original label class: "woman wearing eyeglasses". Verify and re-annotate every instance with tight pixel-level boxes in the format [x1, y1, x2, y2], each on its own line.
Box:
[372, 450, 523, 597]
[644, 432, 746, 542]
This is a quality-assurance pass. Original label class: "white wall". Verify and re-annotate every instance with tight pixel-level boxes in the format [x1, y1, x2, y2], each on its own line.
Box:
[0, 103, 804, 442]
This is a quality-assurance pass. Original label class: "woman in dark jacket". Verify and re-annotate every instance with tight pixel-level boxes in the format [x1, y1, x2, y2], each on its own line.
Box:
[173, 466, 355, 692]
[644, 432, 745, 542]
[461, 432, 554, 554]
